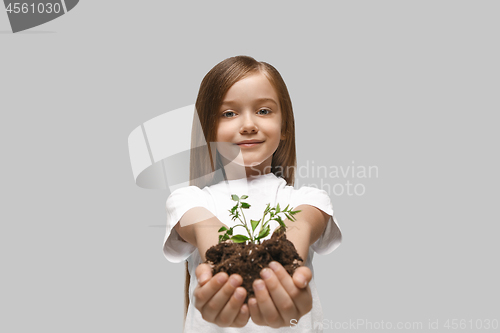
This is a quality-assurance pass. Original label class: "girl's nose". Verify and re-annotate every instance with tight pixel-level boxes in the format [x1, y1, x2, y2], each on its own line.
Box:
[239, 113, 258, 134]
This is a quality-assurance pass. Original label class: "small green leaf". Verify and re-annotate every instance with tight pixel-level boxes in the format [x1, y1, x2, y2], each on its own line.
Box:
[251, 219, 260, 231]
[257, 225, 270, 239]
[265, 203, 271, 214]
[276, 203, 280, 213]
[240, 202, 251, 209]
[231, 206, 238, 213]
[275, 215, 286, 228]
[291, 209, 302, 215]
[222, 234, 230, 241]
[240, 195, 248, 199]
[231, 235, 250, 243]
[218, 226, 228, 232]
[218, 235, 223, 243]
[231, 194, 239, 201]
[227, 227, 233, 235]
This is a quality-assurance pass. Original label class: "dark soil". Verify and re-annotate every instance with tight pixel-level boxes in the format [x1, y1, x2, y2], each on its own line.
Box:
[204, 229, 303, 303]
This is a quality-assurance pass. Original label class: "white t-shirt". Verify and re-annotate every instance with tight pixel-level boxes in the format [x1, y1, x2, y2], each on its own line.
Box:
[163, 173, 342, 332]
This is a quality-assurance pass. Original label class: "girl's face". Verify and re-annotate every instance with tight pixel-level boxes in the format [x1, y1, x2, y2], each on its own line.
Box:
[215, 72, 285, 175]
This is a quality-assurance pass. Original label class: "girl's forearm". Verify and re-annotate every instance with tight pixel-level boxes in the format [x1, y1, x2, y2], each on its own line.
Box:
[284, 204, 330, 263]
[173, 205, 329, 263]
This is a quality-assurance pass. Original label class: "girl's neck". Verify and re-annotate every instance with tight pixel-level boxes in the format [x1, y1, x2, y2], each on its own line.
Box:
[221, 157, 273, 181]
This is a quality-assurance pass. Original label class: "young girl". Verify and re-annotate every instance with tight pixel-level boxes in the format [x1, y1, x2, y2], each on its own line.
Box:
[163, 56, 342, 332]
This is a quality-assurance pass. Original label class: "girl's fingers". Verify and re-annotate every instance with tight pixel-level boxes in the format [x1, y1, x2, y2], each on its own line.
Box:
[193, 272, 228, 310]
[230, 303, 250, 328]
[212, 286, 248, 327]
[269, 262, 313, 316]
[260, 267, 299, 322]
[201, 274, 243, 323]
[292, 266, 312, 289]
[234, 304, 250, 327]
[195, 263, 213, 286]
[252, 279, 284, 328]
[248, 297, 265, 326]
[215, 286, 247, 327]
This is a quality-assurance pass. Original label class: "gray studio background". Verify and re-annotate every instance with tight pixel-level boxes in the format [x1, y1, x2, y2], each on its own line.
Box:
[1, 1, 498, 332]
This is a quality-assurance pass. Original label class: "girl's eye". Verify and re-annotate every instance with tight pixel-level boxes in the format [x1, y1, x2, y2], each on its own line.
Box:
[258, 109, 271, 115]
[222, 111, 236, 118]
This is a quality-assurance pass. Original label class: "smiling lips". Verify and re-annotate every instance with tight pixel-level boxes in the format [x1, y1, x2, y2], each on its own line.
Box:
[236, 140, 263, 148]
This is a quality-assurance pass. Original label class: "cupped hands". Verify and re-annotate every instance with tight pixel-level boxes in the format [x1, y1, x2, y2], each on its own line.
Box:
[193, 261, 312, 328]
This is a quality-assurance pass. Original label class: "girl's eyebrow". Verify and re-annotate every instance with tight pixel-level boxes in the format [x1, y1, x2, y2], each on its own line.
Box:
[221, 97, 278, 106]
[255, 97, 278, 105]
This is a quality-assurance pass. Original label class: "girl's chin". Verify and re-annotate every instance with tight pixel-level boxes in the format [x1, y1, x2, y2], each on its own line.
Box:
[231, 160, 264, 168]
[219, 152, 273, 169]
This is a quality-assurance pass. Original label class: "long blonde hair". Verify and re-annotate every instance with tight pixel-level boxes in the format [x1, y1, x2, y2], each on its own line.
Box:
[184, 55, 297, 317]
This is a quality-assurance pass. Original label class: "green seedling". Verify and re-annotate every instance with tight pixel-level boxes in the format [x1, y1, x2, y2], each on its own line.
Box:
[218, 194, 302, 244]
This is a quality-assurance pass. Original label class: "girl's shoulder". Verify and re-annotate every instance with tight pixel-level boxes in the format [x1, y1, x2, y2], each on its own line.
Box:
[167, 185, 205, 197]
[292, 184, 330, 195]
[282, 182, 330, 197]
[282, 184, 334, 212]
[166, 185, 211, 208]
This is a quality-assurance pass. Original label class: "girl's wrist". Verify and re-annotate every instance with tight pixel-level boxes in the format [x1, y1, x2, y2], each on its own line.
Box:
[285, 223, 311, 262]
[194, 218, 226, 261]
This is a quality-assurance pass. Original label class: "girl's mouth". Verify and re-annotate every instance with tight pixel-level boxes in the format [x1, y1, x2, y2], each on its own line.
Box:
[238, 142, 262, 148]
[236, 141, 263, 148]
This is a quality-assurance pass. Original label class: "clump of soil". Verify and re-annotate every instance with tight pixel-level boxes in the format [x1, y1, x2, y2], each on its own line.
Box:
[205, 229, 303, 302]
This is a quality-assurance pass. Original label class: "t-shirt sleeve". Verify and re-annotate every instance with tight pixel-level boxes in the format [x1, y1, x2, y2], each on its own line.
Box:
[162, 186, 210, 263]
[291, 186, 342, 255]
